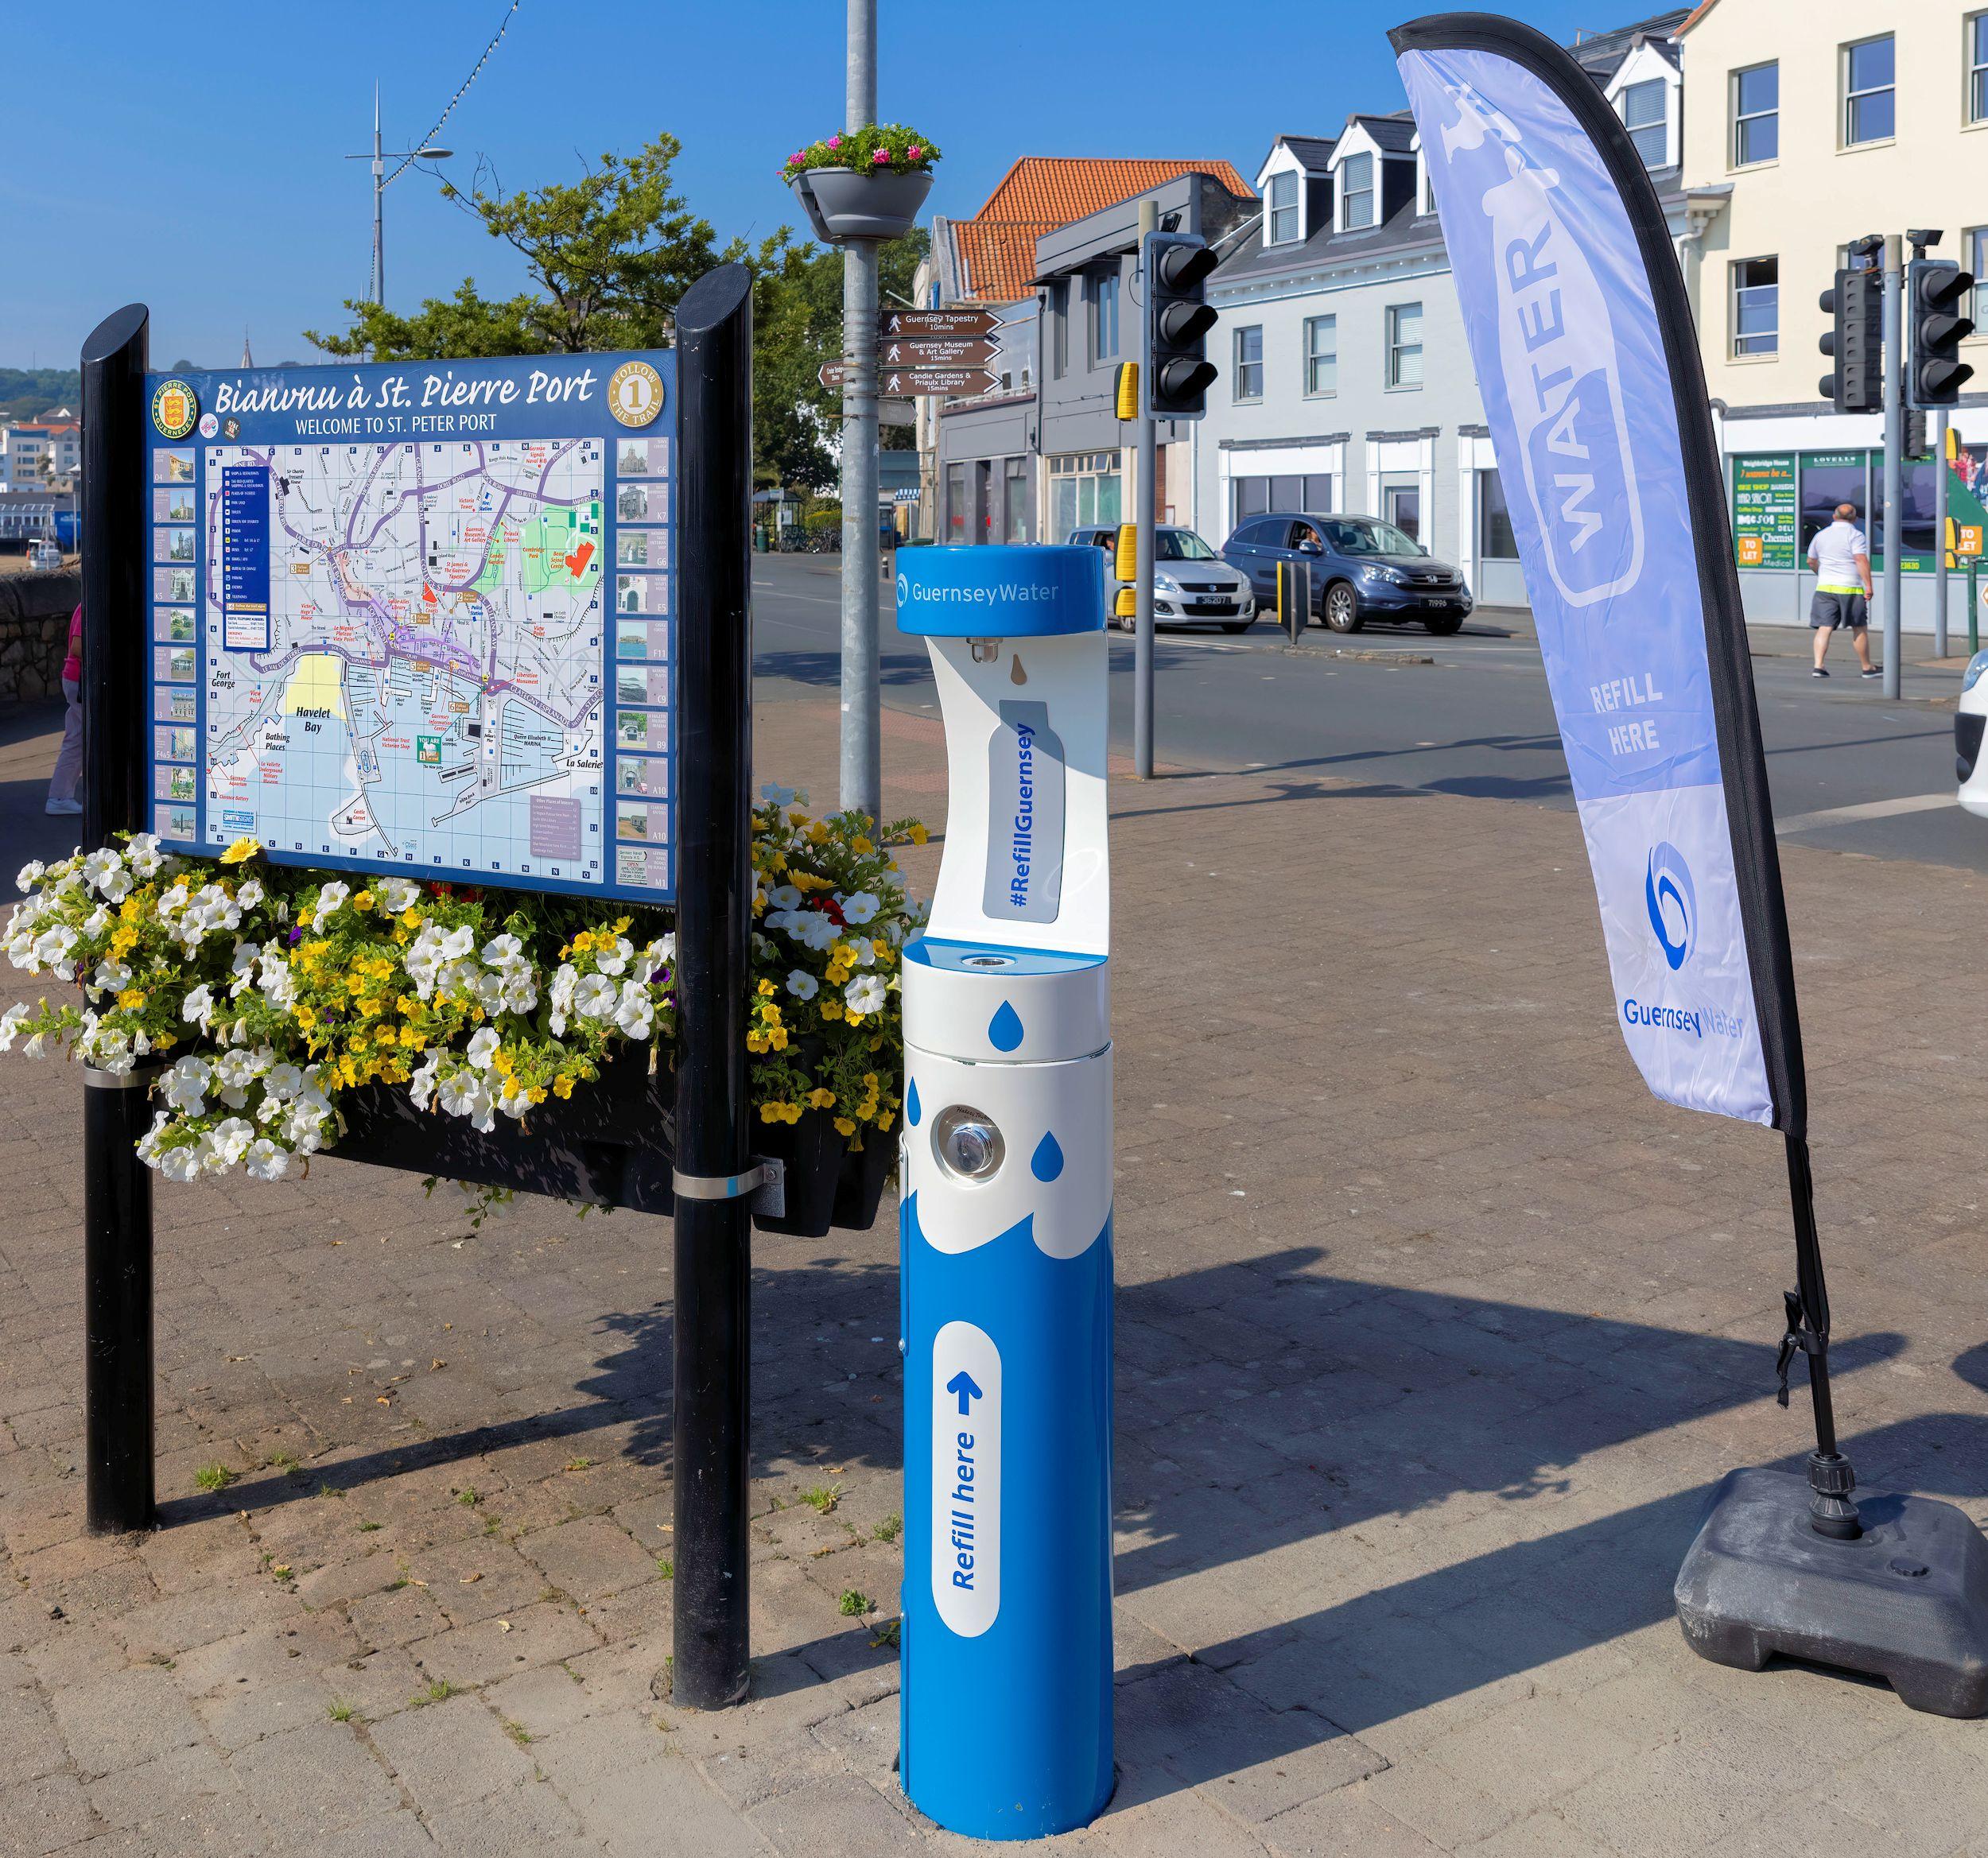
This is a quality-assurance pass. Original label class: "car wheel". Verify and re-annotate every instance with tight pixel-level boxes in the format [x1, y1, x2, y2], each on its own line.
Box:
[1322, 581, 1363, 633]
[1424, 612, 1464, 637]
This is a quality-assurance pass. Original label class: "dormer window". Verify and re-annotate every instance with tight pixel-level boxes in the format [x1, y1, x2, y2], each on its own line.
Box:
[1619, 77, 1668, 166]
[1340, 152, 1374, 230]
[1268, 171, 1301, 246]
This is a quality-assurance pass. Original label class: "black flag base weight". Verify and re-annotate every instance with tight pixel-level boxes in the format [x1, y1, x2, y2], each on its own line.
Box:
[1675, 1465, 1988, 1718]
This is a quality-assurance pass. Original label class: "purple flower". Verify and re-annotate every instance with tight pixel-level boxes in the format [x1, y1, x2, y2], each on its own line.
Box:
[287, 925, 303, 946]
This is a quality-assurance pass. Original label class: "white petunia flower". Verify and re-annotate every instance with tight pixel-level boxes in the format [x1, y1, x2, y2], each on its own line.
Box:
[311, 881, 350, 928]
[612, 979, 653, 1040]
[158, 1144, 203, 1184]
[235, 878, 264, 910]
[465, 1027, 500, 1070]
[245, 1138, 289, 1181]
[785, 969, 819, 1001]
[767, 884, 802, 911]
[16, 860, 45, 892]
[81, 849, 123, 895]
[844, 974, 887, 1018]
[0, 1003, 29, 1050]
[594, 937, 632, 977]
[409, 1051, 443, 1111]
[480, 933, 523, 968]
[161, 1056, 212, 1113]
[208, 1118, 255, 1170]
[794, 913, 841, 952]
[840, 890, 880, 926]
[761, 783, 798, 806]
[379, 877, 420, 915]
[181, 983, 215, 1030]
[573, 973, 617, 1021]
[126, 836, 163, 878]
[438, 925, 475, 961]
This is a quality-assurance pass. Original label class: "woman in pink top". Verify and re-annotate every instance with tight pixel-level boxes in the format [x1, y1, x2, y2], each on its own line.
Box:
[47, 607, 83, 816]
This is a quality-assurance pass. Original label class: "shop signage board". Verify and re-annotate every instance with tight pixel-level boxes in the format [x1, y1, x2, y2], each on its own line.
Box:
[1731, 456, 1796, 570]
[141, 352, 678, 902]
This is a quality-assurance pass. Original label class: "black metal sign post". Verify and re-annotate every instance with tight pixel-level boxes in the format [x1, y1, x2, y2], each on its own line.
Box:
[668, 263, 756, 1709]
[80, 304, 159, 1534]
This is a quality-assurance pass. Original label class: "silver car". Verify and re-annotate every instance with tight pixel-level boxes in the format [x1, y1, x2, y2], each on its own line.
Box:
[1065, 525, 1257, 633]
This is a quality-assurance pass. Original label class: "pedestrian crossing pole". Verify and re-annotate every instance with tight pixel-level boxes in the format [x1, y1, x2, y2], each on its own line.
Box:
[1132, 200, 1158, 781]
[1881, 234, 1904, 699]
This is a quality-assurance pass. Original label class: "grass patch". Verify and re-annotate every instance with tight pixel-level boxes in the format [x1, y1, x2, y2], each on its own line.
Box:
[656, 1557, 674, 1579]
[455, 1487, 480, 1507]
[358, 1520, 382, 1533]
[327, 1699, 355, 1723]
[409, 1680, 458, 1709]
[872, 1512, 902, 1543]
[268, 1449, 301, 1476]
[838, 1589, 874, 1617]
[869, 1619, 901, 1649]
[193, 1463, 235, 1493]
[500, 1716, 533, 1747]
[801, 1484, 843, 1515]
[563, 1457, 593, 1472]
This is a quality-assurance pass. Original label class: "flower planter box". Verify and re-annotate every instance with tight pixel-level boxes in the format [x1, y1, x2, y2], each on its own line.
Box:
[329, 1049, 892, 1235]
[790, 166, 933, 243]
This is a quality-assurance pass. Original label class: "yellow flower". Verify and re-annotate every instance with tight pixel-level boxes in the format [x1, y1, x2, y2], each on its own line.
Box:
[400, 906, 421, 929]
[116, 988, 146, 1011]
[756, 978, 775, 996]
[553, 1075, 576, 1100]
[528, 1086, 548, 1105]
[351, 890, 373, 913]
[852, 836, 874, 857]
[806, 1088, 836, 1110]
[759, 1101, 794, 1124]
[491, 1049, 514, 1077]
[294, 1006, 316, 1030]
[819, 999, 844, 1022]
[834, 1115, 856, 1138]
[769, 1028, 788, 1051]
[907, 823, 928, 845]
[219, 836, 261, 866]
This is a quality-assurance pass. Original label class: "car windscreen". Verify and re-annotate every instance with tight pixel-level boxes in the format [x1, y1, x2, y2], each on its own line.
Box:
[1154, 530, 1217, 561]
[1323, 518, 1425, 557]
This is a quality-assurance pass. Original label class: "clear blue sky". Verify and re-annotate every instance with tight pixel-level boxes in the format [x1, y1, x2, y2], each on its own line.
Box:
[2, 0, 1626, 370]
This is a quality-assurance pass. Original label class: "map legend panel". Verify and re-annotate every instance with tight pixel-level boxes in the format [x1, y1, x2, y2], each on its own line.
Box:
[140, 351, 677, 904]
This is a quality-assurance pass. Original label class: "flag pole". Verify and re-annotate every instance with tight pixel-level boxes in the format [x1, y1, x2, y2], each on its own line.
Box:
[1781, 1133, 1860, 1536]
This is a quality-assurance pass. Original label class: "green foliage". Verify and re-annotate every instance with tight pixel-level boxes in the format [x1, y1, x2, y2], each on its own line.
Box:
[800, 1483, 842, 1515]
[780, 124, 941, 181]
[838, 1588, 875, 1617]
[872, 1513, 902, 1544]
[0, 367, 81, 425]
[194, 1463, 235, 1492]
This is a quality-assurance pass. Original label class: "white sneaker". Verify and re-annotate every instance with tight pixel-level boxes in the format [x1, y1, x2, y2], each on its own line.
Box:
[45, 797, 82, 816]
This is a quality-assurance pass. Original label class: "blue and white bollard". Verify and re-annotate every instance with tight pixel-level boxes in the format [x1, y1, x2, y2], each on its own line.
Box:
[895, 545, 1114, 1841]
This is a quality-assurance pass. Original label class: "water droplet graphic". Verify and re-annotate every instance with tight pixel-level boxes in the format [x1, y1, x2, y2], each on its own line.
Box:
[1031, 1131, 1064, 1182]
[987, 1001, 1024, 1052]
[906, 1077, 921, 1127]
[1010, 653, 1027, 685]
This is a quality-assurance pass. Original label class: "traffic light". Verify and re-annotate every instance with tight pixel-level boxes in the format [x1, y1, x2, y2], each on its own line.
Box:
[1905, 408, 1928, 461]
[1819, 268, 1883, 413]
[1905, 258, 1976, 407]
[1143, 231, 1219, 420]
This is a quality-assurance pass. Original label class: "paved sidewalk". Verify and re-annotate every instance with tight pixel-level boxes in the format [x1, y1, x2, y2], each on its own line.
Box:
[2, 693, 1987, 1856]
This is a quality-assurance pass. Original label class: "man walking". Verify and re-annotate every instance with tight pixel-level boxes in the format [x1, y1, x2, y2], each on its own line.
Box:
[1808, 502, 1880, 680]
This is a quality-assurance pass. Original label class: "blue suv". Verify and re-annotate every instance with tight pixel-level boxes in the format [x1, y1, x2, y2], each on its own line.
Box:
[1221, 513, 1474, 635]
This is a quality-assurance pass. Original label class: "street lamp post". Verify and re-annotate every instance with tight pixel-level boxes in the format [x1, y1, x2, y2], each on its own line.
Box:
[345, 86, 452, 308]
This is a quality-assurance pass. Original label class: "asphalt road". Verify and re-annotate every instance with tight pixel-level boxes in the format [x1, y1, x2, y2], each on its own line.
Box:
[750, 552, 1987, 873]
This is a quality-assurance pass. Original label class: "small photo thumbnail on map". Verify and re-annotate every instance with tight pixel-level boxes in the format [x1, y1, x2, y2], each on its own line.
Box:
[626, 528, 672, 575]
[154, 448, 194, 485]
[616, 438, 670, 479]
[153, 607, 196, 644]
[615, 801, 667, 844]
[616, 845, 669, 889]
[617, 532, 650, 568]
[615, 621, 669, 663]
[153, 488, 196, 525]
[615, 666, 669, 708]
[615, 755, 669, 798]
[154, 687, 196, 723]
[155, 725, 196, 764]
[155, 646, 197, 683]
[153, 528, 196, 564]
[155, 805, 197, 843]
[616, 710, 653, 748]
[616, 484, 650, 523]
[153, 567, 197, 603]
[616, 575, 657, 615]
[156, 765, 196, 803]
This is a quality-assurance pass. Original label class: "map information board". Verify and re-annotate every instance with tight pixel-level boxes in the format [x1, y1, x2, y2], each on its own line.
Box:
[142, 351, 675, 902]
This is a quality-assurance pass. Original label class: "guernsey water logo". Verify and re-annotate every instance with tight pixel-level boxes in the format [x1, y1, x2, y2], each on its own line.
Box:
[896, 570, 910, 607]
[1644, 841, 1696, 972]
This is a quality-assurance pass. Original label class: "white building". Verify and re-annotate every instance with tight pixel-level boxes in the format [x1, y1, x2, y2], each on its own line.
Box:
[1192, 13, 1691, 611]
[1, 413, 81, 493]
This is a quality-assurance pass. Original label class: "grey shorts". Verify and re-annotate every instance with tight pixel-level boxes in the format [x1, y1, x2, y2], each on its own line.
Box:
[1810, 590, 1868, 630]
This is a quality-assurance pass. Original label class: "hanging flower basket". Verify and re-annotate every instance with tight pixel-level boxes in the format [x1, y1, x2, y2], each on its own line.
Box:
[0, 785, 924, 1235]
[781, 125, 939, 243]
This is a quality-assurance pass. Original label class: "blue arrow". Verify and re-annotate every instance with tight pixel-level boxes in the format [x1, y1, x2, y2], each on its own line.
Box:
[946, 1371, 983, 1416]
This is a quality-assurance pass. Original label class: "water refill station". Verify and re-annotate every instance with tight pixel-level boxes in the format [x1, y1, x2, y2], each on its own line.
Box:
[893, 545, 1116, 1840]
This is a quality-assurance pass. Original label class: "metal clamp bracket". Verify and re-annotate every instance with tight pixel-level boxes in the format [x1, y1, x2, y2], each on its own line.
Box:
[671, 1157, 786, 1218]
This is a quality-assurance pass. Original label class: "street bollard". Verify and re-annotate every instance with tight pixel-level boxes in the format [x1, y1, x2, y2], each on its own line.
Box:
[893, 545, 1114, 1841]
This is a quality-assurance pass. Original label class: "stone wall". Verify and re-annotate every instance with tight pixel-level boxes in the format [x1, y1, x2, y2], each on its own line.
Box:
[0, 570, 81, 705]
